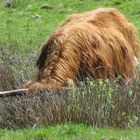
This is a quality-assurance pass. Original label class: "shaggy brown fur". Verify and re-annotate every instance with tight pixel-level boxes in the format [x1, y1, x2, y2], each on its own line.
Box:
[26, 8, 139, 90]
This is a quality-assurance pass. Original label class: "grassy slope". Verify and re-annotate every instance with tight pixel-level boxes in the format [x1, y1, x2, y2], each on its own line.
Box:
[0, 123, 140, 140]
[0, 0, 140, 140]
[0, 0, 140, 53]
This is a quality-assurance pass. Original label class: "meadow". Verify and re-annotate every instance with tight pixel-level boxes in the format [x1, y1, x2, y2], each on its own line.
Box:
[0, 0, 140, 139]
[1, 123, 140, 140]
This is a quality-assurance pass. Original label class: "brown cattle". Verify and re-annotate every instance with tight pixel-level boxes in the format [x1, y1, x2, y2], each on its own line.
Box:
[26, 8, 139, 90]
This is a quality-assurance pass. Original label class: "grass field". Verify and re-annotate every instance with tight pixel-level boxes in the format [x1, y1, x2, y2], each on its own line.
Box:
[0, 0, 140, 139]
[0, 0, 140, 52]
[0, 123, 140, 140]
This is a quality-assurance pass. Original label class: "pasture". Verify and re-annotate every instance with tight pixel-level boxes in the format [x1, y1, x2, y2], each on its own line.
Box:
[0, 0, 140, 139]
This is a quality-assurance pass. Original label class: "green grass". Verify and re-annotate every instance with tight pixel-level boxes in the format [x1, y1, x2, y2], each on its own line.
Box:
[0, 123, 140, 140]
[0, 0, 140, 52]
[0, 0, 140, 139]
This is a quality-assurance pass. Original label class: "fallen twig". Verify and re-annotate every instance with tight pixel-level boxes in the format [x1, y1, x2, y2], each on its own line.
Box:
[0, 89, 28, 97]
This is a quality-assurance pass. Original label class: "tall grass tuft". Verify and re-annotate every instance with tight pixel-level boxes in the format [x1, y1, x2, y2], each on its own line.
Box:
[0, 46, 37, 90]
[0, 46, 140, 129]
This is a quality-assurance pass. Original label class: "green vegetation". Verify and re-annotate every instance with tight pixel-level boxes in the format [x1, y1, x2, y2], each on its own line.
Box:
[0, 0, 140, 52]
[0, 123, 140, 140]
[0, 0, 140, 139]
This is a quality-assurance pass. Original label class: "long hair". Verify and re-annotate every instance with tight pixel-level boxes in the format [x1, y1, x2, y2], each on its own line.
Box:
[27, 8, 140, 89]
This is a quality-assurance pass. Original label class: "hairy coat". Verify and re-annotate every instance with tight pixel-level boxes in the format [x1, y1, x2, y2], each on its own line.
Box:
[26, 8, 139, 90]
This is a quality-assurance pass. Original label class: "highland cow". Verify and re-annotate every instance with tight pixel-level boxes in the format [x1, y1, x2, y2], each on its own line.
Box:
[26, 8, 139, 90]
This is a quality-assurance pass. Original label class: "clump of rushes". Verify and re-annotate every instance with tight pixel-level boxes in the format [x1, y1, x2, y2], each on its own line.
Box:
[0, 46, 140, 129]
[0, 46, 37, 91]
